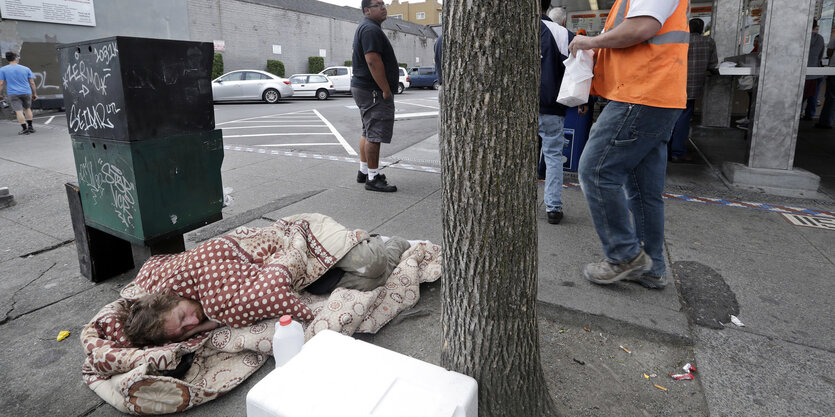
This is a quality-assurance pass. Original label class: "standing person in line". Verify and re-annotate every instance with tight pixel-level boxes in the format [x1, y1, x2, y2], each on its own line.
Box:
[351, 0, 399, 192]
[539, 0, 572, 224]
[669, 18, 717, 163]
[0, 52, 37, 135]
[802, 20, 825, 121]
[434, 33, 442, 86]
[569, 0, 689, 289]
[814, 36, 835, 129]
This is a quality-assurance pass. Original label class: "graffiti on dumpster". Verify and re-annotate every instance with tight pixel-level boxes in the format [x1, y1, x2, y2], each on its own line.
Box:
[77, 157, 136, 230]
[68, 102, 121, 132]
[61, 40, 122, 135]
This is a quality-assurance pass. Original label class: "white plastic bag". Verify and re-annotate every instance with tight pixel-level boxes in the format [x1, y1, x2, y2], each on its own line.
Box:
[557, 50, 595, 107]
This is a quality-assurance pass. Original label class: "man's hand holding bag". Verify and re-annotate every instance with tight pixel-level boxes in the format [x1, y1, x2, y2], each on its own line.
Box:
[557, 49, 595, 107]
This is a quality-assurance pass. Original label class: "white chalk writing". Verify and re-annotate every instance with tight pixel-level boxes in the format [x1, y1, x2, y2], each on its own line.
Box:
[62, 60, 111, 95]
[32, 71, 60, 92]
[93, 42, 119, 65]
[68, 102, 121, 132]
[77, 157, 136, 229]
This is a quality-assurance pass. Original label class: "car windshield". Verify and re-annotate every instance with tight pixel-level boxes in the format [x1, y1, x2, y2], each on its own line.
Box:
[310, 75, 328, 83]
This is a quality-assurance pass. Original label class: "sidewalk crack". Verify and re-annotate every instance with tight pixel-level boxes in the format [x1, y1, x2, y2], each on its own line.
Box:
[1, 262, 57, 325]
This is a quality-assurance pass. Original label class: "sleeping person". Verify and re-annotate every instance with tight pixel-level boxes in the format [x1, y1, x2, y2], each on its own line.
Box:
[123, 221, 410, 346]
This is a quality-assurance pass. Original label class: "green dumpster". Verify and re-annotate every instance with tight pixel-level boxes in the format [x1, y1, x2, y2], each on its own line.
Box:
[58, 36, 223, 246]
[70, 131, 224, 244]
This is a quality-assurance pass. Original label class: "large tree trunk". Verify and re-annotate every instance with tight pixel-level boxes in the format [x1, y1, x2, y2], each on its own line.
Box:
[439, 1, 558, 416]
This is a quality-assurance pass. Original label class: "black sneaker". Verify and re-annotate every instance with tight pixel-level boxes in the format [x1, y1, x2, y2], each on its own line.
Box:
[27, 126, 35, 133]
[547, 210, 563, 224]
[625, 273, 667, 289]
[365, 175, 397, 192]
[356, 171, 385, 184]
[18, 128, 29, 135]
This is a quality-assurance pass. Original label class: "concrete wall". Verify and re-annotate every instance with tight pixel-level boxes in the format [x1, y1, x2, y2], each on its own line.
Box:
[185, 0, 436, 76]
[0, 0, 190, 53]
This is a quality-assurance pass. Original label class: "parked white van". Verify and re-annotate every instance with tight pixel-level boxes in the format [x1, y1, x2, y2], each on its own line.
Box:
[320, 66, 352, 93]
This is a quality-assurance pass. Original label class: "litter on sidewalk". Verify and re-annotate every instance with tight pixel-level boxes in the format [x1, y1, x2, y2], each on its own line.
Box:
[670, 363, 697, 381]
[730, 315, 745, 327]
[56, 331, 70, 341]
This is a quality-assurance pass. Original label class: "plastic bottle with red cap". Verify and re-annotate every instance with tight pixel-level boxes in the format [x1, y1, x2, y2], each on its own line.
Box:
[273, 315, 304, 367]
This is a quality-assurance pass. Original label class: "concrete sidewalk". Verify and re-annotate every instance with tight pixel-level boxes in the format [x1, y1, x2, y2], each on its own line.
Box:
[0, 120, 832, 416]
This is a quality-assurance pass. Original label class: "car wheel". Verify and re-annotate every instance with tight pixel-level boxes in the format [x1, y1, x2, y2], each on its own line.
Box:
[263, 88, 280, 103]
[316, 89, 329, 100]
[397, 83, 404, 94]
[432, 81, 440, 90]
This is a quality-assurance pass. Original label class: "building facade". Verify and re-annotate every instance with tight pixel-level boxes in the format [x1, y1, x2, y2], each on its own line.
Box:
[387, 0, 443, 25]
[0, 0, 438, 100]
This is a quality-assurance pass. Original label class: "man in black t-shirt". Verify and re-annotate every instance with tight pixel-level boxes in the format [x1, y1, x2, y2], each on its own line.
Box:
[351, 0, 399, 192]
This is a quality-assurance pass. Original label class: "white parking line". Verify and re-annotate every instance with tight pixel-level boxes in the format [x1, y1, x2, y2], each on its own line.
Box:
[255, 143, 344, 147]
[395, 111, 439, 120]
[395, 100, 439, 110]
[216, 109, 313, 125]
[312, 109, 357, 156]
[221, 125, 329, 129]
[224, 133, 334, 138]
[219, 119, 320, 123]
[45, 116, 56, 124]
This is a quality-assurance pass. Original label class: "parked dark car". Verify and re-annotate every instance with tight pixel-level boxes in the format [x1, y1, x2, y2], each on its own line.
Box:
[407, 66, 439, 90]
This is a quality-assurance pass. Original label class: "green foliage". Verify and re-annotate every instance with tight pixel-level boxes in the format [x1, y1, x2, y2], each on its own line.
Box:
[344, 60, 352, 67]
[308, 56, 325, 74]
[398, 62, 408, 69]
[266, 59, 285, 78]
[212, 53, 224, 79]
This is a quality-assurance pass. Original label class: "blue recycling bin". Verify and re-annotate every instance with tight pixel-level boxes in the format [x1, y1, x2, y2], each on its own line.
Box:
[562, 106, 593, 172]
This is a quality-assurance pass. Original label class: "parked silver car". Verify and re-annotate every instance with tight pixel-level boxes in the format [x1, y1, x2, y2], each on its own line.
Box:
[212, 70, 294, 103]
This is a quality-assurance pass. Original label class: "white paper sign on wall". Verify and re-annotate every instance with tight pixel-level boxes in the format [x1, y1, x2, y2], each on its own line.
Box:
[0, 0, 96, 26]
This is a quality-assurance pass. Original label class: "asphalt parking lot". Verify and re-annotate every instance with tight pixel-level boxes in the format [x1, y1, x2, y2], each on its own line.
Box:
[212, 88, 441, 159]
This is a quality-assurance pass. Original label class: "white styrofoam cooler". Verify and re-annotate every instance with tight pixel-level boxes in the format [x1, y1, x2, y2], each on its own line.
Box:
[246, 329, 478, 417]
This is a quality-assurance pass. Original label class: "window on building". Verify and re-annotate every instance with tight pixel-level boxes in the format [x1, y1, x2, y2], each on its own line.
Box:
[416, 12, 426, 20]
[390, 14, 403, 19]
[439, 13, 442, 25]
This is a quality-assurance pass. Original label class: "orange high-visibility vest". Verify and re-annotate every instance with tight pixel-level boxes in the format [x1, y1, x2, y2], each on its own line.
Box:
[591, 0, 689, 109]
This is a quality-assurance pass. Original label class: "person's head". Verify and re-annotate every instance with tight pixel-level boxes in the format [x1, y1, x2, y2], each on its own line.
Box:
[689, 18, 705, 35]
[548, 7, 567, 26]
[5, 52, 18, 63]
[124, 292, 205, 346]
[362, 0, 387, 23]
[541, 0, 552, 14]
[812, 20, 819, 34]
[753, 34, 760, 48]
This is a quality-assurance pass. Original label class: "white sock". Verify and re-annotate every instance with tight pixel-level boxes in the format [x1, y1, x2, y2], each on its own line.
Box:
[360, 162, 368, 174]
[368, 168, 379, 180]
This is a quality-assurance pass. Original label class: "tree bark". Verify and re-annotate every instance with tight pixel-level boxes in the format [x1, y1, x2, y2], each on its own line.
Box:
[439, 1, 558, 416]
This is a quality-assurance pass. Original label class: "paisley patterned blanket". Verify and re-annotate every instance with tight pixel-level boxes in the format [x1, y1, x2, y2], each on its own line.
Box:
[80, 213, 442, 414]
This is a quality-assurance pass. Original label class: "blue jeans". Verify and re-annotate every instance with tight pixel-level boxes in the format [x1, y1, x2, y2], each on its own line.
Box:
[539, 114, 566, 212]
[578, 101, 681, 277]
[669, 99, 695, 158]
[804, 78, 822, 118]
[818, 76, 835, 127]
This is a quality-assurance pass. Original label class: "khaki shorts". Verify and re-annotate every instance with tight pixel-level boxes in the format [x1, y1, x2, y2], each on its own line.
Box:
[351, 87, 395, 143]
[8, 94, 32, 112]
